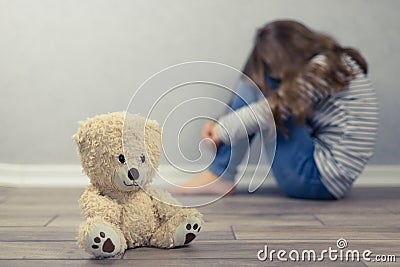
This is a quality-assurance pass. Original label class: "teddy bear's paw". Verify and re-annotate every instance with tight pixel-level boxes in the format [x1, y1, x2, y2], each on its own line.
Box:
[173, 217, 202, 247]
[84, 224, 122, 258]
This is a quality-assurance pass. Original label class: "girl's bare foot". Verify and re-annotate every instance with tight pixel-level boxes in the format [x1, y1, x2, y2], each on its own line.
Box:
[171, 171, 235, 195]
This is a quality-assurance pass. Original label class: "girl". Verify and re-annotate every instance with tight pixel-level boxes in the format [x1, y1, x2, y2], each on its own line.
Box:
[173, 20, 378, 199]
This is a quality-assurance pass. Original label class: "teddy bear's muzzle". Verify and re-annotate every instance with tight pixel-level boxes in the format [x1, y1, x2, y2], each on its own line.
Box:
[114, 164, 144, 191]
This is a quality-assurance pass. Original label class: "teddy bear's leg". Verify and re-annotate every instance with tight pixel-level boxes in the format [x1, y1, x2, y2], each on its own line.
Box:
[77, 217, 127, 258]
[150, 209, 202, 248]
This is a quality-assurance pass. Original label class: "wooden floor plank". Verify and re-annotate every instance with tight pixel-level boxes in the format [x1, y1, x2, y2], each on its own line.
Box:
[0, 227, 77, 241]
[196, 230, 235, 240]
[205, 214, 323, 227]
[384, 205, 400, 214]
[0, 241, 95, 259]
[1, 188, 83, 205]
[46, 215, 83, 227]
[198, 198, 390, 215]
[315, 213, 400, 227]
[0, 205, 80, 219]
[233, 225, 400, 240]
[0, 214, 55, 227]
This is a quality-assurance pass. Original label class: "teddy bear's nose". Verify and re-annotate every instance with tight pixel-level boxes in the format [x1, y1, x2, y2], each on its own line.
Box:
[128, 168, 139, 181]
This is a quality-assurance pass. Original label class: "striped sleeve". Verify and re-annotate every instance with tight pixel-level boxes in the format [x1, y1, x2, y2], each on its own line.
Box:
[309, 55, 379, 198]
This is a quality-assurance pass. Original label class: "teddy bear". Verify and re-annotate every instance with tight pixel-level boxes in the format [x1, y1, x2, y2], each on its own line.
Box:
[72, 112, 203, 258]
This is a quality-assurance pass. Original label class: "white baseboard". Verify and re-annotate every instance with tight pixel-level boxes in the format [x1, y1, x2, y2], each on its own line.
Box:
[0, 163, 399, 188]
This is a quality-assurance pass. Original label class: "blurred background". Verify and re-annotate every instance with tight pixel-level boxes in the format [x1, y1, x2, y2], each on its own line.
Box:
[0, 0, 399, 186]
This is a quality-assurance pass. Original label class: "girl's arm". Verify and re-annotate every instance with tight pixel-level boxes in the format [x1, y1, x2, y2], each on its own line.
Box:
[216, 98, 275, 146]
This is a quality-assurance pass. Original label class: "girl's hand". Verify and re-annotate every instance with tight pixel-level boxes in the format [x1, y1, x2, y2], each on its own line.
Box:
[201, 121, 221, 149]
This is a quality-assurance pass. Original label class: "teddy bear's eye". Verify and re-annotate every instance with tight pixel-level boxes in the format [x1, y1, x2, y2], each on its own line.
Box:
[140, 154, 145, 163]
[118, 154, 126, 164]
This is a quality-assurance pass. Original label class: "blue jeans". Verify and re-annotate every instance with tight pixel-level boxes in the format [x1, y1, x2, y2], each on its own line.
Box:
[209, 81, 335, 200]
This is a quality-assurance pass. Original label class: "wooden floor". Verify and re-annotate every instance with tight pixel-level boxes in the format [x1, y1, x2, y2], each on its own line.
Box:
[0, 186, 399, 267]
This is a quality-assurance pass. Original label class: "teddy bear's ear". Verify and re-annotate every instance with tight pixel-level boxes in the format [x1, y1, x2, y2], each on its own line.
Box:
[145, 119, 162, 143]
[72, 121, 85, 145]
[145, 119, 160, 130]
[72, 132, 79, 144]
[144, 119, 162, 167]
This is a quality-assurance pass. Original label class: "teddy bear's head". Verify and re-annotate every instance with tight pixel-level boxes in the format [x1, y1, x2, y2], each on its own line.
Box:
[73, 112, 162, 194]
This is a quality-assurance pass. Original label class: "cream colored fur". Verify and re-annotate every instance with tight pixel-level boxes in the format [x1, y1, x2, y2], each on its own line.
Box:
[73, 112, 203, 258]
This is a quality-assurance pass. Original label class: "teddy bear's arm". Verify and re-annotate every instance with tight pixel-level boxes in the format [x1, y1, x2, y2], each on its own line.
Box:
[147, 188, 182, 220]
[79, 185, 122, 225]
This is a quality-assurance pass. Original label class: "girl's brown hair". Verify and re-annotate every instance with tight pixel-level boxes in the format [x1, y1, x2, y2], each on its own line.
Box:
[243, 20, 368, 133]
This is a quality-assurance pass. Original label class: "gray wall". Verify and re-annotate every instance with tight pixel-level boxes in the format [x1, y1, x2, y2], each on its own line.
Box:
[0, 0, 399, 165]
